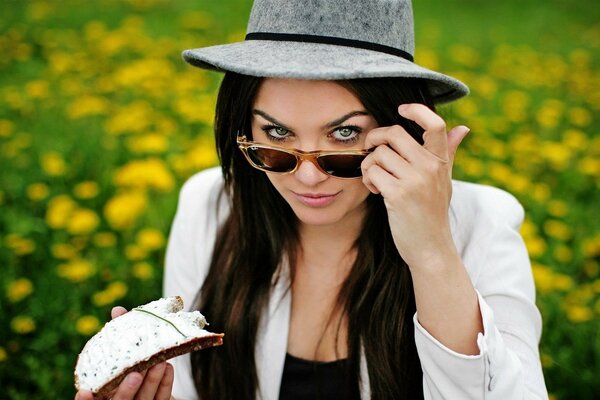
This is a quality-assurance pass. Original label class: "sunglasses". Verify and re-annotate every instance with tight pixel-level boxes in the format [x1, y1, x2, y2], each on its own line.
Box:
[236, 135, 372, 179]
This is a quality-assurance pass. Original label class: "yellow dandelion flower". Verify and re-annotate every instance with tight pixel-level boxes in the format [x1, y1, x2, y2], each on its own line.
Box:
[6, 278, 33, 302]
[93, 232, 118, 248]
[502, 90, 530, 123]
[0, 119, 14, 137]
[461, 157, 484, 177]
[455, 98, 478, 118]
[106, 281, 128, 299]
[73, 181, 100, 199]
[56, 259, 96, 283]
[125, 244, 147, 260]
[582, 235, 600, 257]
[126, 133, 169, 154]
[171, 140, 218, 176]
[565, 305, 593, 323]
[553, 245, 573, 263]
[104, 101, 152, 135]
[568, 107, 592, 127]
[532, 263, 554, 293]
[104, 190, 147, 230]
[524, 236, 547, 258]
[536, 99, 564, 129]
[519, 218, 538, 239]
[11, 316, 36, 334]
[577, 157, 600, 177]
[416, 48, 439, 70]
[542, 142, 571, 169]
[543, 220, 572, 241]
[113, 158, 175, 192]
[41, 152, 67, 177]
[46, 195, 77, 229]
[553, 274, 574, 291]
[136, 228, 165, 251]
[67, 95, 110, 119]
[66, 208, 100, 235]
[0, 346, 6, 362]
[25, 80, 49, 99]
[531, 184, 551, 202]
[5, 234, 36, 256]
[563, 129, 587, 151]
[448, 44, 480, 67]
[547, 200, 568, 217]
[51, 243, 78, 259]
[28, 1, 52, 20]
[540, 352, 554, 368]
[76, 315, 101, 336]
[132, 262, 154, 280]
[92, 281, 128, 306]
[472, 76, 497, 99]
[84, 20, 106, 40]
[174, 95, 215, 125]
[26, 182, 49, 201]
[92, 291, 113, 307]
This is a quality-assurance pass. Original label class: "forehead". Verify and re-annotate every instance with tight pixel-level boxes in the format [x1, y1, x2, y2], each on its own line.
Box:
[252, 78, 367, 121]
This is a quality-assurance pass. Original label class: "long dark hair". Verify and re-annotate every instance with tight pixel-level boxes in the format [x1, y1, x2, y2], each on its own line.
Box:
[191, 72, 435, 399]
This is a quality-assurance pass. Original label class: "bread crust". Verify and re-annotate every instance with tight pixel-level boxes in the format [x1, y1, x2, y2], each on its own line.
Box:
[77, 333, 224, 399]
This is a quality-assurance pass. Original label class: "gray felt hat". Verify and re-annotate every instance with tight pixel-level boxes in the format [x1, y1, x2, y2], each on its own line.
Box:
[183, 0, 469, 103]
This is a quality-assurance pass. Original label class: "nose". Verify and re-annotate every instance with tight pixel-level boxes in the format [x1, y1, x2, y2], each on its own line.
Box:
[293, 157, 328, 186]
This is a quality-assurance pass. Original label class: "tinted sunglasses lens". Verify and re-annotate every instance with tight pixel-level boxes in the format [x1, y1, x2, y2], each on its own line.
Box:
[246, 147, 298, 172]
[317, 154, 366, 178]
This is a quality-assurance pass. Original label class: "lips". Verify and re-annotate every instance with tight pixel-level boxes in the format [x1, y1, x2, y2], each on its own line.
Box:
[292, 191, 340, 207]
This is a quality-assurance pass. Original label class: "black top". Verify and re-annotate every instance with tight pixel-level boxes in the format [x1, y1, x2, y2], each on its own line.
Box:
[279, 353, 361, 400]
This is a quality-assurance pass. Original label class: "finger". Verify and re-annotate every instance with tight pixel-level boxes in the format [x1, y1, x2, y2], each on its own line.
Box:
[447, 125, 470, 165]
[364, 125, 426, 164]
[111, 306, 128, 319]
[112, 372, 143, 400]
[75, 390, 94, 400]
[362, 163, 401, 198]
[133, 362, 167, 399]
[398, 103, 448, 160]
[154, 362, 175, 400]
[362, 145, 411, 179]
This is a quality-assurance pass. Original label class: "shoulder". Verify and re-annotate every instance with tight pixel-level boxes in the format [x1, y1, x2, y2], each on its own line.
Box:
[450, 180, 524, 229]
[177, 166, 226, 212]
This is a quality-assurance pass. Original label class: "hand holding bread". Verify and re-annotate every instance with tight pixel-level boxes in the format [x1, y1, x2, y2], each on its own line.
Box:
[74, 297, 223, 400]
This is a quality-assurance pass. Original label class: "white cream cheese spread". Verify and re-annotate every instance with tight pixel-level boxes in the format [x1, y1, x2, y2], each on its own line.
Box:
[75, 297, 213, 392]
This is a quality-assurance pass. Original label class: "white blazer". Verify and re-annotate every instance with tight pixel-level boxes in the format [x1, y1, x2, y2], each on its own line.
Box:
[164, 167, 549, 399]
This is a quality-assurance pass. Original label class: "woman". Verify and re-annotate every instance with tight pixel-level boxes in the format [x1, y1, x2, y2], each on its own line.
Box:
[76, 0, 548, 399]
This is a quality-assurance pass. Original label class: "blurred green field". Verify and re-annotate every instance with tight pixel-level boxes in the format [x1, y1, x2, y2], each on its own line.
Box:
[0, 0, 598, 398]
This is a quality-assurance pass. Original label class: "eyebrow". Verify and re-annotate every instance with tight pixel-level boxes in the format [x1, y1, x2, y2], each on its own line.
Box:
[252, 109, 371, 130]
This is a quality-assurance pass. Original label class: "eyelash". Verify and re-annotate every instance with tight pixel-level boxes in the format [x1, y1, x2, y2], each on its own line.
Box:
[260, 124, 363, 144]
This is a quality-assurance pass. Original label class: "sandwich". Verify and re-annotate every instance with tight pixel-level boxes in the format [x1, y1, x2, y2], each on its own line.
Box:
[74, 296, 223, 399]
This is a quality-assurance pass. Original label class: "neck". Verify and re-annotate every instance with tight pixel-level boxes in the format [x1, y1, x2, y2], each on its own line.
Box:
[296, 205, 365, 277]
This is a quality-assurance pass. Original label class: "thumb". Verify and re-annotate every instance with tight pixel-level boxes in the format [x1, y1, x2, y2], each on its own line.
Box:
[447, 125, 470, 164]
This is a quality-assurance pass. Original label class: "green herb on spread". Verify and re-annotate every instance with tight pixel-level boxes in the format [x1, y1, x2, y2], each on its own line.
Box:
[132, 308, 187, 338]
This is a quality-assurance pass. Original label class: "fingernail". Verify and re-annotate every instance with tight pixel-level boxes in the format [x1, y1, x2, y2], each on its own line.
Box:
[398, 104, 409, 113]
[127, 373, 142, 387]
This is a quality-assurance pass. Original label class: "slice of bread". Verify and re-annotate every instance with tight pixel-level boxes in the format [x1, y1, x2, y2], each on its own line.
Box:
[74, 296, 223, 399]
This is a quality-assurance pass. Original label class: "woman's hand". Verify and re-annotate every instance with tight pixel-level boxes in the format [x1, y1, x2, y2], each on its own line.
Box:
[362, 103, 482, 355]
[361, 103, 470, 270]
[74, 307, 175, 400]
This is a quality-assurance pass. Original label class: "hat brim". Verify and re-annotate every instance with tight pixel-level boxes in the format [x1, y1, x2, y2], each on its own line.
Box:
[182, 40, 468, 104]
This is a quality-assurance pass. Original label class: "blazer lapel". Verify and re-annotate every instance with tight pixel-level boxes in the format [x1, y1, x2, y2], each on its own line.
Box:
[255, 264, 291, 399]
